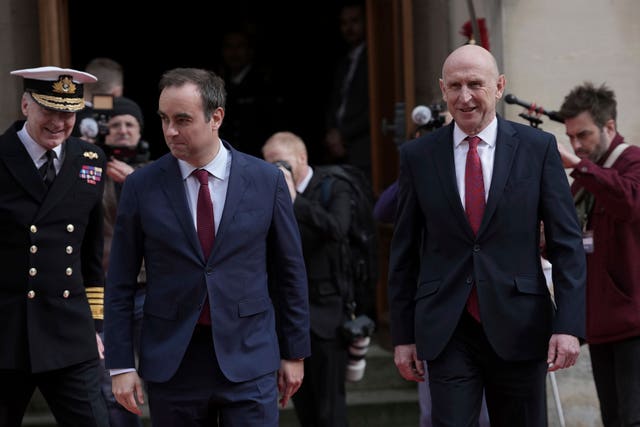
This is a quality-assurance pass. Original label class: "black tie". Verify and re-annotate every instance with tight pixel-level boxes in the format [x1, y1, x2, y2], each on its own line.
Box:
[39, 150, 57, 189]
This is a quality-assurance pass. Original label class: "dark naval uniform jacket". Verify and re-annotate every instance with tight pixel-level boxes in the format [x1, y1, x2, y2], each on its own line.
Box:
[0, 121, 106, 373]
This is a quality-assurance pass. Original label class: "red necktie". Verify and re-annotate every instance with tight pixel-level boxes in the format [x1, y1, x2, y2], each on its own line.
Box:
[194, 169, 214, 325]
[465, 136, 484, 322]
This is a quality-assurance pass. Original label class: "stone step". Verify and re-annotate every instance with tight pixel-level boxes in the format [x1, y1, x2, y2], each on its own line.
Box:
[278, 388, 420, 427]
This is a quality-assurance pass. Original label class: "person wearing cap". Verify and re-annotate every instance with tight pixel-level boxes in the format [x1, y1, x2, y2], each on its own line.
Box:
[99, 96, 151, 427]
[0, 66, 109, 426]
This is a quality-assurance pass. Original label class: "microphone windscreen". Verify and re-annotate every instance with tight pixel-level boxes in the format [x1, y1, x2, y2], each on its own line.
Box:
[411, 105, 432, 125]
[79, 117, 99, 138]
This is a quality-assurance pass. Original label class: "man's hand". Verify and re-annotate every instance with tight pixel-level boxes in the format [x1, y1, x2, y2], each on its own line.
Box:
[96, 332, 104, 359]
[393, 344, 425, 382]
[277, 359, 304, 408]
[547, 334, 580, 372]
[278, 166, 297, 202]
[106, 158, 135, 183]
[556, 141, 581, 169]
[112, 371, 145, 415]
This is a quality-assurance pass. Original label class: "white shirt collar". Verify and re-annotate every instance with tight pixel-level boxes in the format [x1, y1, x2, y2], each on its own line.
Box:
[17, 122, 63, 164]
[297, 166, 314, 193]
[453, 116, 498, 148]
[178, 140, 229, 181]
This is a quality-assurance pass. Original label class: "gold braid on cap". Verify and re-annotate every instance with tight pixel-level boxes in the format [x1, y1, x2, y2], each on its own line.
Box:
[24, 75, 86, 112]
[30, 93, 85, 112]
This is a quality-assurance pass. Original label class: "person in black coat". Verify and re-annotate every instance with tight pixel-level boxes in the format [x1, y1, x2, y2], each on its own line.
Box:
[388, 45, 586, 427]
[263, 131, 353, 427]
[324, 2, 371, 181]
[0, 66, 108, 426]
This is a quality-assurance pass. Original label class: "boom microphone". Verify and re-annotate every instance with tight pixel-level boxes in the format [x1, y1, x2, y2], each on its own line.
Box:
[504, 93, 564, 123]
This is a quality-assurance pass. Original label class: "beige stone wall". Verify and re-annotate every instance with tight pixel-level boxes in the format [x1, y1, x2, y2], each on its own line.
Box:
[0, 0, 39, 130]
[450, 0, 640, 147]
[502, 0, 640, 148]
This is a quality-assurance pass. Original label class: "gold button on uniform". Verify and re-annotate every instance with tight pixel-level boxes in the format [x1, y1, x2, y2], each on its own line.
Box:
[62, 290, 70, 298]
[29, 268, 37, 276]
[30, 225, 37, 233]
[66, 224, 74, 232]
[27, 290, 35, 299]
[65, 246, 73, 254]
[65, 267, 73, 276]
[30, 245, 38, 254]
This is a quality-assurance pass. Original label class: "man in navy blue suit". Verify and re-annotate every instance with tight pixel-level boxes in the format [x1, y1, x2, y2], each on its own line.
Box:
[387, 45, 586, 426]
[104, 67, 310, 426]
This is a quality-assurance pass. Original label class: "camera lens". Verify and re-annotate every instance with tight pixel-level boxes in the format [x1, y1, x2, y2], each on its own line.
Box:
[346, 336, 370, 382]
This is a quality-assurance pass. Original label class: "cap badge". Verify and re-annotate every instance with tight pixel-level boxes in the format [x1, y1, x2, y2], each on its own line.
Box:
[52, 76, 77, 95]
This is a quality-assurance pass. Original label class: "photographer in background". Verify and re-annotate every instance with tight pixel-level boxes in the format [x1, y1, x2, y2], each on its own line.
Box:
[263, 131, 353, 427]
[100, 96, 150, 427]
[74, 57, 124, 143]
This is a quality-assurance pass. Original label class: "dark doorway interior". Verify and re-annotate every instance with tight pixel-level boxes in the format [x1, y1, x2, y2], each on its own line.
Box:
[68, 1, 346, 162]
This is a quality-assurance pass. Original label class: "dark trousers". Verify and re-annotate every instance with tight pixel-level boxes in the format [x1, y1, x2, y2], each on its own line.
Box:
[0, 358, 108, 427]
[428, 311, 548, 427]
[589, 335, 640, 427]
[146, 325, 278, 427]
[292, 333, 349, 427]
[100, 289, 145, 427]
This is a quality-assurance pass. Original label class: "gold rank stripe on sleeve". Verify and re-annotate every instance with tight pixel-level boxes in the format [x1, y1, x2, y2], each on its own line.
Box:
[85, 286, 104, 320]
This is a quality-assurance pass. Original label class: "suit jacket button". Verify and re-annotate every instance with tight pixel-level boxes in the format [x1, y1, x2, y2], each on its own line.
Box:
[66, 224, 75, 232]
[27, 290, 36, 299]
[62, 290, 70, 298]
[29, 268, 37, 276]
[30, 245, 38, 254]
[30, 225, 37, 233]
[65, 267, 73, 276]
[466, 276, 473, 284]
[66, 246, 73, 254]
[473, 244, 480, 252]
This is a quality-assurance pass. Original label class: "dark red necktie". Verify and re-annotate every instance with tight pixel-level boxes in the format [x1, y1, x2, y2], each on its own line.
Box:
[465, 136, 484, 322]
[194, 169, 214, 325]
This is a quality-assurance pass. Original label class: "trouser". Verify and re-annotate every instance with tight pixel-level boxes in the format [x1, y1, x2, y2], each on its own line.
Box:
[0, 358, 108, 427]
[590, 335, 640, 427]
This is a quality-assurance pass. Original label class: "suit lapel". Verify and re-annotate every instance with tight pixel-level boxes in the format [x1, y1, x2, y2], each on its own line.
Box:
[480, 118, 518, 236]
[160, 155, 203, 257]
[432, 126, 471, 235]
[210, 143, 248, 260]
[0, 128, 46, 202]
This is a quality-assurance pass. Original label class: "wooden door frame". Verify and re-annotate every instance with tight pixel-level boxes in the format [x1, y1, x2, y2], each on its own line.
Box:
[366, 0, 416, 329]
[38, 0, 70, 67]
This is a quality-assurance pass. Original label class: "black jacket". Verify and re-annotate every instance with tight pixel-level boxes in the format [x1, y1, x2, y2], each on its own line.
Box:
[293, 166, 352, 339]
[0, 121, 106, 373]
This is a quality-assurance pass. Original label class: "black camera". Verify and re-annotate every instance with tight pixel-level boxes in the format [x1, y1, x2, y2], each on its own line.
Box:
[341, 314, 375, 341]
[272, 160, 293, 174]
[80, 94, 150, 165]
[101, 141, 151, 165]
[342, 314, 375, 382]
